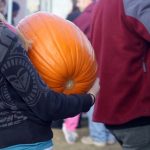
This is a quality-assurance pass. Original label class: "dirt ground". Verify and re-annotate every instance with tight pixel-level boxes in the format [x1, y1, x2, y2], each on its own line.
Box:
[52, 119, 122, 150]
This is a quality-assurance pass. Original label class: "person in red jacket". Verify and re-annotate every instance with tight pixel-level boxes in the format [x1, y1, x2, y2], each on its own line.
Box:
[91, 0, 150, 149]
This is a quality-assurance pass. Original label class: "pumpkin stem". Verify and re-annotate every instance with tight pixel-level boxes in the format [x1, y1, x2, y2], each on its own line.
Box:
[65, 80, 74, 90]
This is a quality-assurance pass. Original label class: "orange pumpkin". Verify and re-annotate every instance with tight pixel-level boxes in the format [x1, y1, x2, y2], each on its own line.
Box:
[17, 12, 97, 94]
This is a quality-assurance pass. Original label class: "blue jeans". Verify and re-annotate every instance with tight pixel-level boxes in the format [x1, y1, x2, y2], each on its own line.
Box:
[1, 140, 53, 150]
[88, 106, 115, 142]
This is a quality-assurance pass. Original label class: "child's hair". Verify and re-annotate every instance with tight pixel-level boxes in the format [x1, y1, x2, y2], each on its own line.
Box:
[0, 12, 5, 21]
[16, 29, 32, 51]
[0, 12, 31, 51]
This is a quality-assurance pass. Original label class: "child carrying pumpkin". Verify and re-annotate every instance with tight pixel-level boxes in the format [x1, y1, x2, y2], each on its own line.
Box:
[0, 13, 99, 150]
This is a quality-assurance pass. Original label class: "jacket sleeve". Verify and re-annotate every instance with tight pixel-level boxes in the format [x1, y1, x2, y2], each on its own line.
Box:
[123, 0, 150, 42]
[0, 24, 93, 122]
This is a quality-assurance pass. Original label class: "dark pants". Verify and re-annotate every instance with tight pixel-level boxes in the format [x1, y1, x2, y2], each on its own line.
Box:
[109, 125, 150, 150]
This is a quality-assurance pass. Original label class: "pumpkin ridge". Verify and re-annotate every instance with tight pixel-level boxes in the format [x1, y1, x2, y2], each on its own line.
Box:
[42, 15, 80, 85]
[71, 29, 86, 78]
[38, 14, 77, 90]
[31, 14, 67, 79]
[42, 14, 71, 79]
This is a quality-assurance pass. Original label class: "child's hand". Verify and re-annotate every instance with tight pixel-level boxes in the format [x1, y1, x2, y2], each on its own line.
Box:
[88, 77, 100, 101]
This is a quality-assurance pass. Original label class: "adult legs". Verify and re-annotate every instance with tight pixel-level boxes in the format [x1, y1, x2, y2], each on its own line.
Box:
[110, 125, 150, 150]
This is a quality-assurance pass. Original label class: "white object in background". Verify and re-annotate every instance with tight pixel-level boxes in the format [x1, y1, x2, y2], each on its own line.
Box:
[47, 0, 52, 12]
[40, 0, 52, 12]
[7, 0, 13, 24]
[52, 0, 72, 18]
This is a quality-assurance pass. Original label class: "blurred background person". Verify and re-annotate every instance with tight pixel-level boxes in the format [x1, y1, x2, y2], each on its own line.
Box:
[0, 0, 6, 16]
[5, 1, 20, 25]
[81, 106, 116, 147]
[11, 1, 20, 25]
[76, 0, 93, 12]
[74, 0, 95, 39]
[66, 0, 81, 22]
